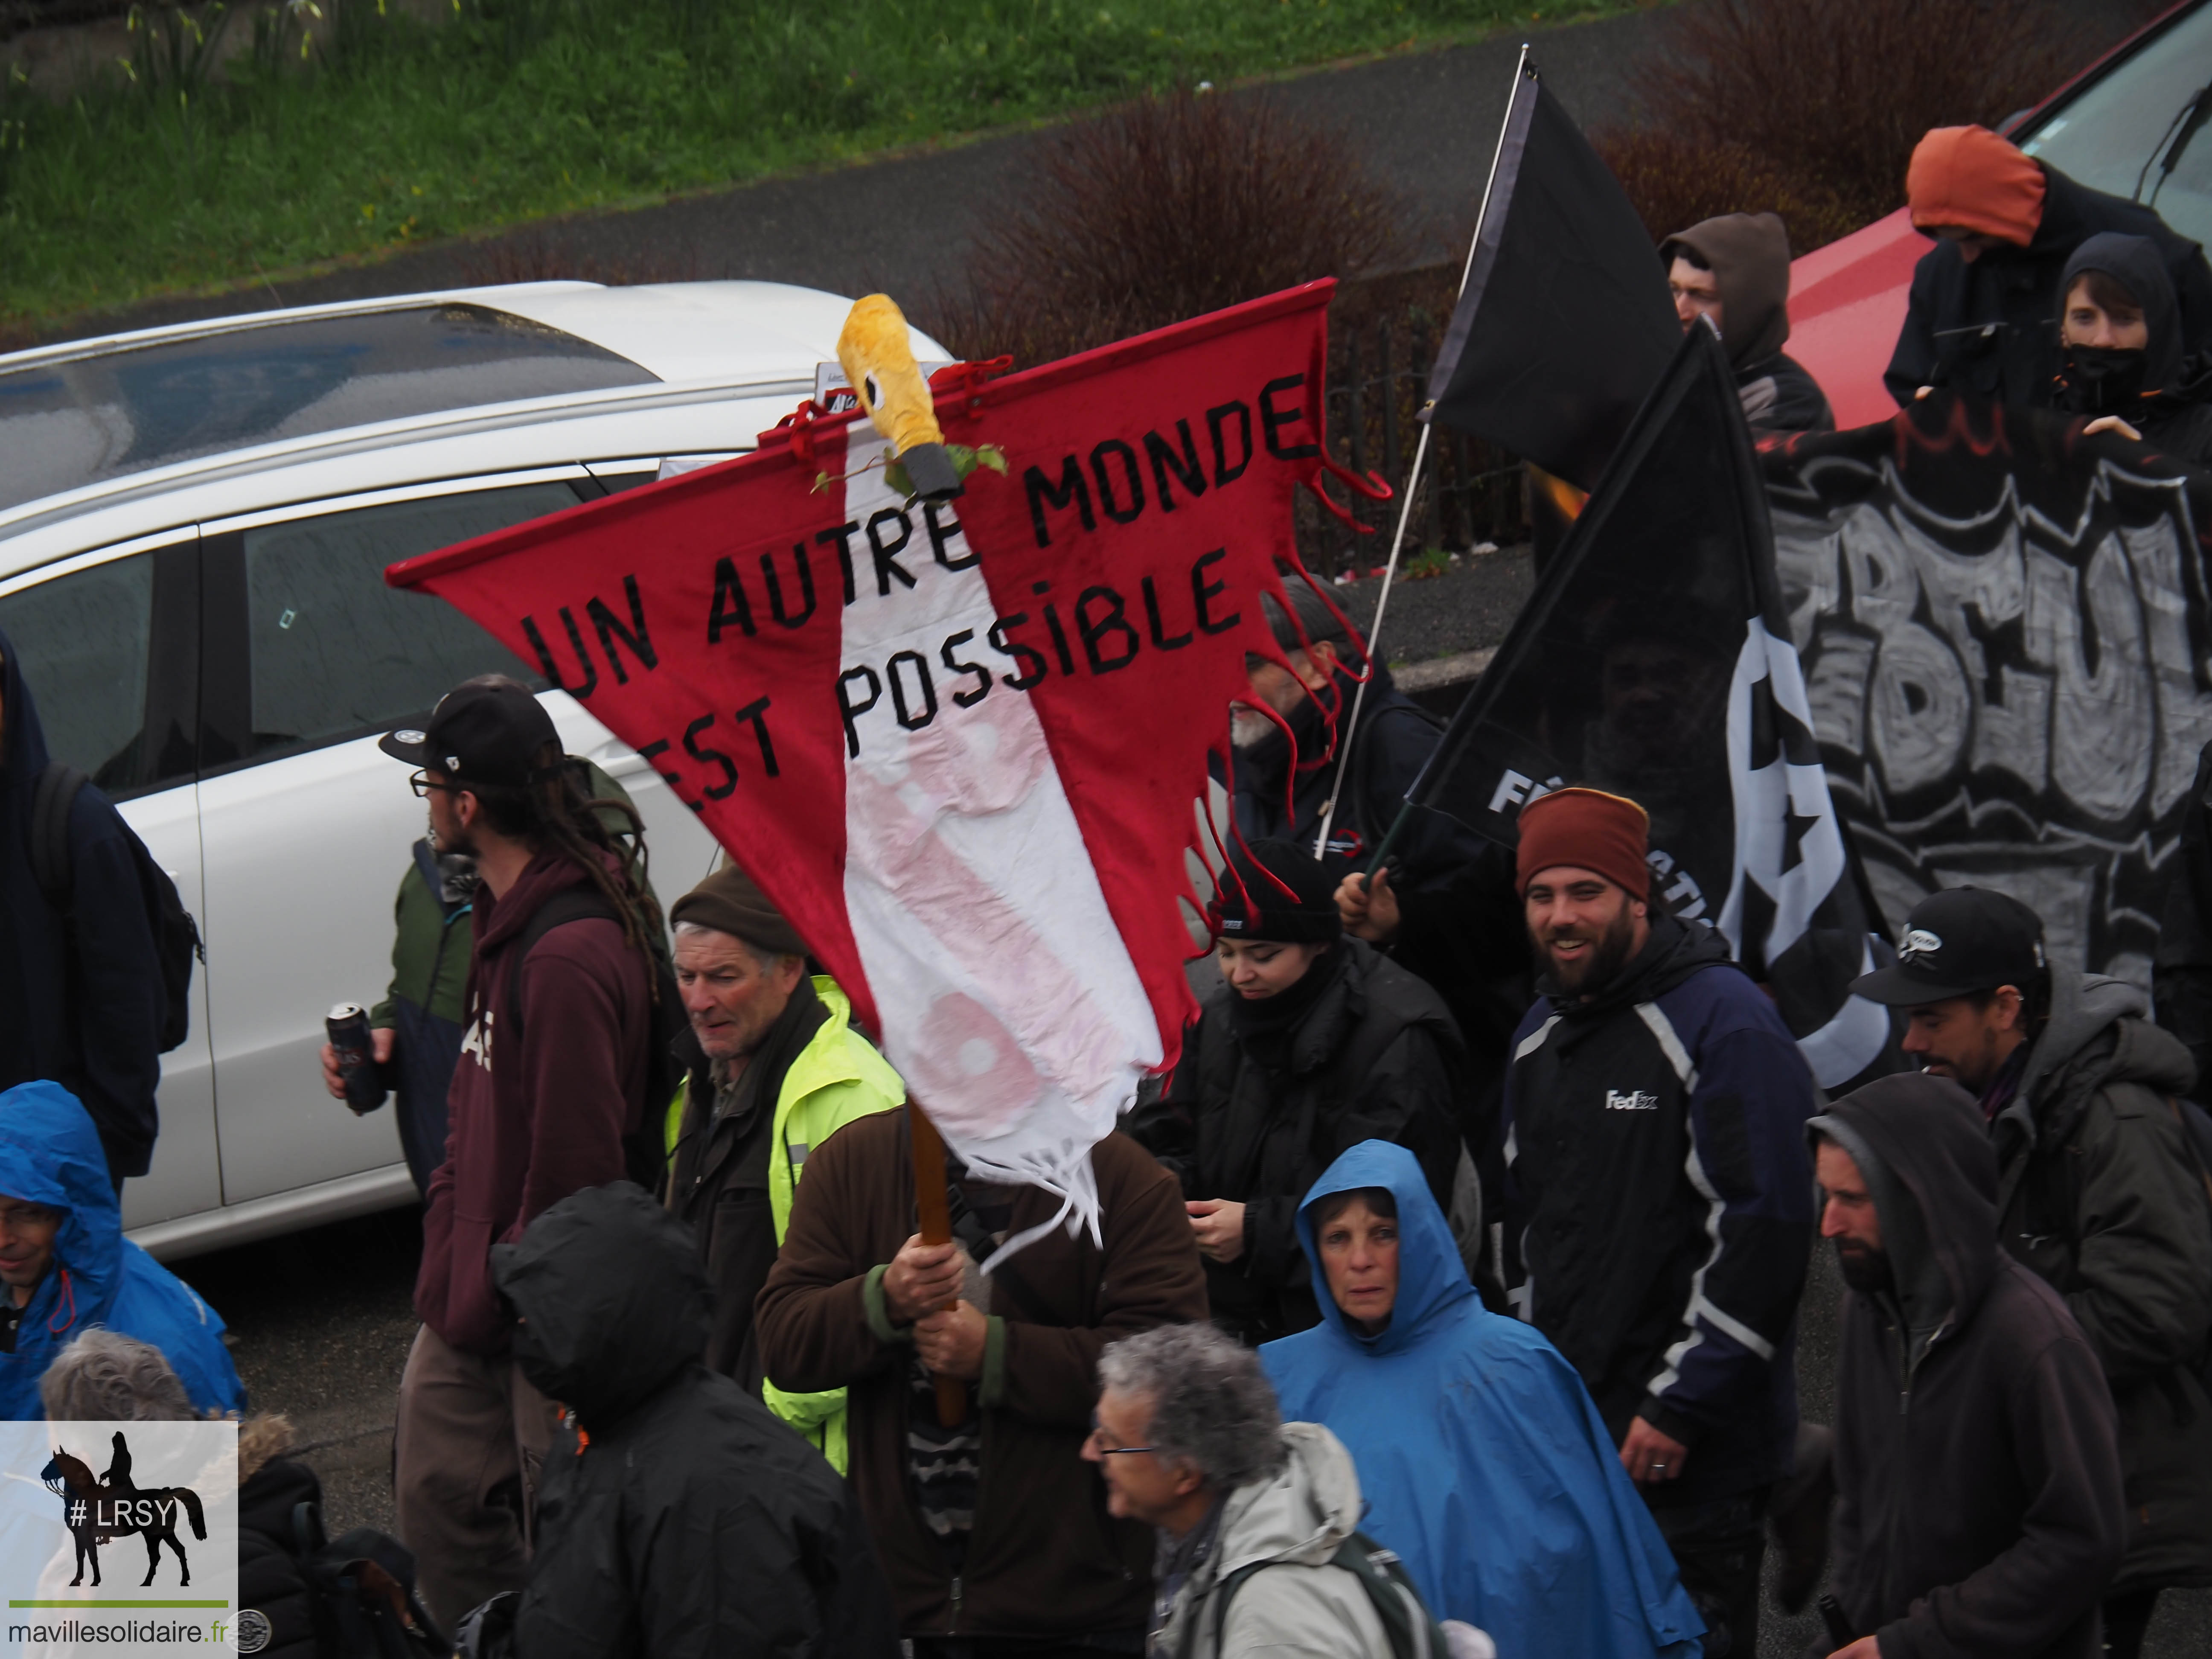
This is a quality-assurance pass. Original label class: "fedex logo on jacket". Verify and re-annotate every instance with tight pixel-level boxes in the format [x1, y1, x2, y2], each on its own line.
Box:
[1501, 914, 1817, 1501]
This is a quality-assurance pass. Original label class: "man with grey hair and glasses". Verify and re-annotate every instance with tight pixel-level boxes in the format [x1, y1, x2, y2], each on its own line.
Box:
[1087, 1323, 1465, 1658]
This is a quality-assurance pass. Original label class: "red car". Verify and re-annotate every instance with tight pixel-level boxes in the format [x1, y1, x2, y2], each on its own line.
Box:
[1790, 0, 2212, 427]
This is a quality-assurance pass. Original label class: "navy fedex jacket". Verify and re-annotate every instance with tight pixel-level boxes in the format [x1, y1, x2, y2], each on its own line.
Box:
[1502, 913, 1816, 1505]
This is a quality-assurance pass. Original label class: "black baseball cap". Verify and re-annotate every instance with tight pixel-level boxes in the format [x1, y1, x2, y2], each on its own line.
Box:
[378, 679, 560, 789]
[1850, 887, 2047, 1006]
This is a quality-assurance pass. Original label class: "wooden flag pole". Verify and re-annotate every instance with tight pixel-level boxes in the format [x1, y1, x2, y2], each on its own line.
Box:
[908, 1100, 969, 1427]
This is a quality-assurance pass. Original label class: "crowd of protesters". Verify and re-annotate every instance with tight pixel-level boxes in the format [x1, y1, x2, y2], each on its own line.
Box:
[3, 118, 2212, 1659]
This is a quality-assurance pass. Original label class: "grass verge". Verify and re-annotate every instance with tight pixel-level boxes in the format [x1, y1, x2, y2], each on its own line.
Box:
[0, 0, 1626, 331]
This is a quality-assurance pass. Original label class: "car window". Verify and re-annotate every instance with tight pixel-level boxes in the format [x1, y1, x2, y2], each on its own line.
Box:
[0, 551, 155, 789]
[2019, 6, 2212, 251]
[241, 482, 570, 757]
[0, 305, 658, 516]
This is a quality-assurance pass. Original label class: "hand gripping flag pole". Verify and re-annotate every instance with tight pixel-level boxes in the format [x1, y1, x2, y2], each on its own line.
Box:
[1312, 44, 1533, 864]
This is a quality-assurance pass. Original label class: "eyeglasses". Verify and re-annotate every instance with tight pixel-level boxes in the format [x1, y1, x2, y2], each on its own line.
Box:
[1087, 1411, 1155, 1457]
[408, 772, 464, 799]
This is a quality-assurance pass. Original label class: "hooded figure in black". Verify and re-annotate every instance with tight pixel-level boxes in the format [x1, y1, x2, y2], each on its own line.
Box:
[1661, 212, 1834, 437]
[0, 625, 166, 1184]
[2055, 232, 2212, 465]
[1127, 838, 1467, 1346]
[1811, 1074, 2127, 1659]
[486, 1182, 898, 1659]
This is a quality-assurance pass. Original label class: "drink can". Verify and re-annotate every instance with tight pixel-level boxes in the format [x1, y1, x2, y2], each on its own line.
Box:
[326, 1001, 387, 1115]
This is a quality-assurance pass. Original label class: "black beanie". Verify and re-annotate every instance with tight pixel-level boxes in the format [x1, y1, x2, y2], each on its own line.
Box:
[1210, 838, 1344, 944]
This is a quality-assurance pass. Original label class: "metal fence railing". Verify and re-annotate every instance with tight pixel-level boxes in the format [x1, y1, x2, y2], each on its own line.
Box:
[1297, 317, 1529, 580]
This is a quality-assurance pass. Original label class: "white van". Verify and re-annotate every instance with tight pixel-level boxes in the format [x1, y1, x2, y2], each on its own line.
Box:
[0, 281, 937, 1258]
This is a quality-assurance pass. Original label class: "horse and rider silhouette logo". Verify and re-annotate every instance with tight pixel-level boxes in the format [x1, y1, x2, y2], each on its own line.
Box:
[39, 1430, 207, 1587]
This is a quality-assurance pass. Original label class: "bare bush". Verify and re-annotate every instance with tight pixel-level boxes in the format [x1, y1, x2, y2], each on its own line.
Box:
[1594, 129, 1864, 254]
[1608, 0, 2096, 252]
[919, 86, 1409, 367]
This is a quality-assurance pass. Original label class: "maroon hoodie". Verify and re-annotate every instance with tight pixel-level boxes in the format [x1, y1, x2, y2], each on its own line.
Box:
[417, 849, 652, 1354]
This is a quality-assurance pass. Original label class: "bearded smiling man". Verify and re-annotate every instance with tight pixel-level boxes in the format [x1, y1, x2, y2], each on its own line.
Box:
[1497, 788, 1816, 1659]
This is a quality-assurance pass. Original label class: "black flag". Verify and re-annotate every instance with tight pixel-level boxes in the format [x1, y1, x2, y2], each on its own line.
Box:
[1406, 323, 1898, 1090]
[1422, 58, 1679, 492]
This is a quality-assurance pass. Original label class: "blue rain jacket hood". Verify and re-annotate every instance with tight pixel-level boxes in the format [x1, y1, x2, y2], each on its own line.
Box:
[1261, 1140, 1704, 1659]
[0, 1082, 243, 1419]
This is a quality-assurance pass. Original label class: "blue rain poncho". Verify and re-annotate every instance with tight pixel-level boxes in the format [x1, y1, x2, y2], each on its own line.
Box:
[0, 1081, 244, 1420]
[1260, 1139, 1703, 1659]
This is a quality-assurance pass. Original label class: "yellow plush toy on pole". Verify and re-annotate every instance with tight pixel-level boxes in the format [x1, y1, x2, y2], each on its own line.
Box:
[838, 294, 962, 502]
[834, 293, 1005, 504]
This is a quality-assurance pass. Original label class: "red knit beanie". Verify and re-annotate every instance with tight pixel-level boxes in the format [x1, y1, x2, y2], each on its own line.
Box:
[1516, 788, 1651, 900]
[1907, 126, 2046, 246]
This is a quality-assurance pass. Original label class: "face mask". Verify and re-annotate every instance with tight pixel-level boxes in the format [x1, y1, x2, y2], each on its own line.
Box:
[2062, 343, 2150, 412]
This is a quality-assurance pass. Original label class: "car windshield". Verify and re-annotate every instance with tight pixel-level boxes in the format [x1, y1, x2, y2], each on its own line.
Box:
[2018, 4, 2212, 249]
[0, 303, 658, 515]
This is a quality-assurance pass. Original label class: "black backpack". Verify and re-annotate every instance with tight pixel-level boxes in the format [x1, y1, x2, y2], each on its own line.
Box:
[289, 1502, 448, 1659]
[29, 762, 204, 1053]
[1188, 1529, 1450, 1659]
[503, 883, 687, 1195]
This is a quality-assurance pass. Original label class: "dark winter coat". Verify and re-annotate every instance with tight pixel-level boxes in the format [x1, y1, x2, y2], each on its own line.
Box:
[1998, 969, 2212, 1593]
[756, 1112, 1207, 1641]
[1885, 163, 2212, 410]
[238, 1429, 322, 1659]
[2158, 736, 2212, 1077]
[0, 624, 166, 1180]
[1381, 842, 1533, 1177]
[416, 849, 653, 1356]
[1229, 661, 1484, 894]
[491, 1183, 898, 1659]
[1502, 914, 1816, 1505]
[2053, 231, 2212, 466]
[1662, 212, 1835, 436]
[1129, 938, 1466, 1345]
[1816, 1074, 2128, 1659]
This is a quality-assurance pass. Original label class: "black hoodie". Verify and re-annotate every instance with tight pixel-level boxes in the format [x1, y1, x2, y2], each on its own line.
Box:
[1813, 1074, 2126, 1659]
[1885, 162, 2212, 411]
[489, 1184, 897, 1659]
[0, 624, 166, 1180]
[2054, 232, 2212, 465]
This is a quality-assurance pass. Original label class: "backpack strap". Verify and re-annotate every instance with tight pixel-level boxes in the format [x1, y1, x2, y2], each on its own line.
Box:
[503, 887, 624, 1043]
[1199, 1531, 1441, 1659]
[29, 762, 88, 911]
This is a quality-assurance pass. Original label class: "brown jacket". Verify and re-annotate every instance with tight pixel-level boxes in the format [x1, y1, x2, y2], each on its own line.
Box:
[756, 1111, 1207, 1639]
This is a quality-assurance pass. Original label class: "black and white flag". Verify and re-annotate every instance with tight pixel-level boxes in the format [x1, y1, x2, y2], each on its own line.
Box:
[1405, 323, 1898, 1089]
[1765, 395, 2212, 989]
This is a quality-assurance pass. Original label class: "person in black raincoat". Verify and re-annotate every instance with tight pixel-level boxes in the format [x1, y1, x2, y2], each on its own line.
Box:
[2053, 232, 2212, 465]
[0, 626, 166, 1188]
[1128, 838, 1465, 1347]
[477, 1182, 897, 1659]
[1885, 124, 2212, 411]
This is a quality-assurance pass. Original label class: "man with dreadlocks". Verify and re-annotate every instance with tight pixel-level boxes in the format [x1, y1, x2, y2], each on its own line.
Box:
[1128, 838, 1464, 1346]
[378, 678, 667, 1631]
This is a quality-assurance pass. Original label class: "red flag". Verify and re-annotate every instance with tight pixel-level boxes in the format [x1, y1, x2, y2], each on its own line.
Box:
[387, 280, 1369, 1234]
